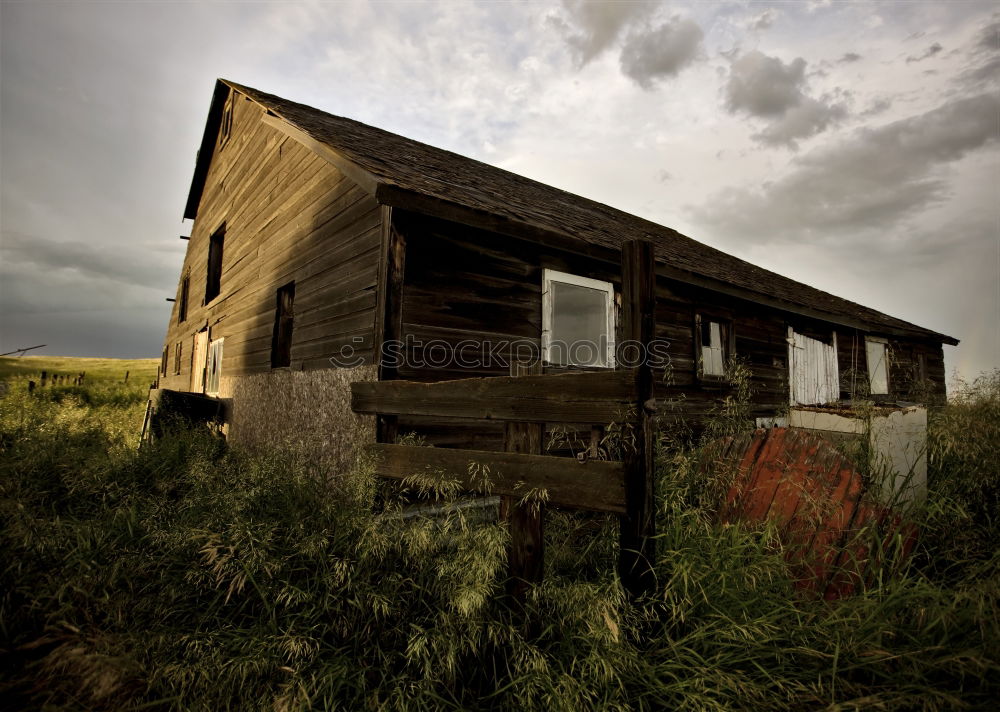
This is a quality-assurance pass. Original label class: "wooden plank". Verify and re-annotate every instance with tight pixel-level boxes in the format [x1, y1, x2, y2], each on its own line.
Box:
[371, 443, 625, 513]
[352, 368, 638, 423]
[619, 239, 657, 599]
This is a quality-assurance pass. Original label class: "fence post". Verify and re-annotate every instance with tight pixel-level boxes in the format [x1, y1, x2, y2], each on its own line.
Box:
[503, 360, 545, 615]
[619, 239, 657, 599]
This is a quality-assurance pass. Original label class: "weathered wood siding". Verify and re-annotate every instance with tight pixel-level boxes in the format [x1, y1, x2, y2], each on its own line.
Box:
[159, 88, 381, 392]
[388, 210, 947, 448]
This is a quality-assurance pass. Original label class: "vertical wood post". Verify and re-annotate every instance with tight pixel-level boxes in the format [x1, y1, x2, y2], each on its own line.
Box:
[619, 239, 657, 599]
[28, 380, 35, 393]
[375, 207, 405, 444]
[124, 370, 129, 384]
[503, 360, 544, 614]
[40, 371, 47, 387]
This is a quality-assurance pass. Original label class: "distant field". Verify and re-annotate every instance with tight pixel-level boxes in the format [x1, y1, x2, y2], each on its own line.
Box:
[0, 355, 159, 384]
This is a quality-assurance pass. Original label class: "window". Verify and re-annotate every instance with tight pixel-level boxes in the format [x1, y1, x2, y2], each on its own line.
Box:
[220, 92, 234, 147]
[205, 224, 225, 303]
[695, 314, 732, 379]
[205, 338, 224, 396]
[160, 347, 168, 376]
[271, 282, 295, 368]
[173, 342, 183, 375]
[788, 327, 839, 405]
[865, 336, 889, 395]
[542, 269, 615, 368]
[178, 275, 190, 323]
[192, 330, 209, 392]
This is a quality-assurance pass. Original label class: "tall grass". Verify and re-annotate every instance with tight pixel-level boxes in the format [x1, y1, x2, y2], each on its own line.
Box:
[1, 370, 998, 710]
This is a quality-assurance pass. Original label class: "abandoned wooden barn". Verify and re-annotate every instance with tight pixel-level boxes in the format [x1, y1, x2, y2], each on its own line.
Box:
[156, 79, 957, 469]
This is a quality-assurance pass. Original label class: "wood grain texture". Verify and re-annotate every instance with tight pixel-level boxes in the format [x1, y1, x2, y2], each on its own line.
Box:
[370, 443, 625, 513]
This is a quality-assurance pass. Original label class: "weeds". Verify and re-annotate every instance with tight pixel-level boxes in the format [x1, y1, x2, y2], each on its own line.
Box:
[0, 369, 998, 710]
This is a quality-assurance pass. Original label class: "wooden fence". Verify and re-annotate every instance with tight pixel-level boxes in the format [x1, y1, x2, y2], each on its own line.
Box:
[351, 240, 658, 601]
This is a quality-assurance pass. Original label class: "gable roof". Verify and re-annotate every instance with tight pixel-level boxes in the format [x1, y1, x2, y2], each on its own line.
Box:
[185, 79, 957, 345]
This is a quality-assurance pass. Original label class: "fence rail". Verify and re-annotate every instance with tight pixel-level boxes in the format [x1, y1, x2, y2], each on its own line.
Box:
[351, 239, 658, 605]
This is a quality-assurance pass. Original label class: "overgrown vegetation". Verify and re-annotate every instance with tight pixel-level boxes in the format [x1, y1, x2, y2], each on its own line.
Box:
[1, 364, 998, 710]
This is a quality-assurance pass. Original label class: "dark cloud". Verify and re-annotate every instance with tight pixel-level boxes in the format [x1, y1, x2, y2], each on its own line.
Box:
[906, 42, 943, 63]
[619, 16, 703, 89]
[838, 52, 862, 63]
[752, 97, 847, 147]
[724, 50, 846, 147]
[1, 230, 172, 294]
[726, 51, 807, 116]
[959, 19, 1000, 89]
[557, 0, 655, 65]
[691, 92, 1000, 241]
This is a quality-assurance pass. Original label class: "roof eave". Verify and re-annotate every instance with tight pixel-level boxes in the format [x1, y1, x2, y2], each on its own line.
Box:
[183, 79, 230, 221]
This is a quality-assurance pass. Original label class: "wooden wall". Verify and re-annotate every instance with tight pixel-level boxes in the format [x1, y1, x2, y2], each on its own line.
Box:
[158, 88, 381, 392]
[389, 210, 949, 449]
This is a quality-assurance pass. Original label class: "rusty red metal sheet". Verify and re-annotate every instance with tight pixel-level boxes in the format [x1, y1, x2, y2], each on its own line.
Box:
[705, 428, 915, 599]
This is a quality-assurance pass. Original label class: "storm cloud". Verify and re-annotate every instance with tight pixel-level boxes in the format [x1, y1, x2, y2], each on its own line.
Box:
[725, 50, 846, 147]
[620, 16, 703, 89]
[693, 92, 1000, 241]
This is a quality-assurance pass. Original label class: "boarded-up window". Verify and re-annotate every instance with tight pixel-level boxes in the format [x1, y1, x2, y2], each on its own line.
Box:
[205, 225, 225, 303]
[271, 281, 295, 368]
[542, 269, 615, 368]
[788, 328, 839, 405]
[178, 275, 190, 323]
[696, 314, 731, 378]
[173, 342, 182, 375]
[205, 338, 224, 396]
[191, 330, 209, 393]
[866, 337, 889, 395]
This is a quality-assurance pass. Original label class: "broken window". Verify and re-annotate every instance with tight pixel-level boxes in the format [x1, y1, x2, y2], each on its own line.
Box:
[865, 336, 889, 395]
[788, 327, 839, 405]
[695, 314, 732, 379]
[173, 342, 182, 376]
[205, 224, 225, 303]
[271, 281, 295, 368]
[542, 269, 615, 368]
[178, 275, 190, 323]
[205, 338, 224, 396]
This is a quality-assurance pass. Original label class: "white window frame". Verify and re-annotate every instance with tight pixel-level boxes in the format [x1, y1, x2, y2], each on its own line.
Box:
[541, 268, 616, 368]
[205, 337, 224, 397]
[865, 336, 889, 395]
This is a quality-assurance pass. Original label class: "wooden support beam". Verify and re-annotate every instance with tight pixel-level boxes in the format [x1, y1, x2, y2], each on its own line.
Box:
[619, 239, 657, 599]
[352, 368, 638, 423]
[370, 443, 625, 513]
[503, 360, 545, 613]
[375, 206, 406, 444]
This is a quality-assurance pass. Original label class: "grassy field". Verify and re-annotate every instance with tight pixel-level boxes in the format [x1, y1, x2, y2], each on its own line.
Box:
[0, 365, 997, 710]
[0, 355, 159, 384]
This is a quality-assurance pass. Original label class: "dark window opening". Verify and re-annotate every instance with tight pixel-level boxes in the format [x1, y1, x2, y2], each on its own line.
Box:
[178, 275, 190, 322]
[173, 342, 182, 375]
[161, 347, 168, 376]
[695, 314, 732, 379]
[205, 225, 225, 303]
[271, 281, 295, 368]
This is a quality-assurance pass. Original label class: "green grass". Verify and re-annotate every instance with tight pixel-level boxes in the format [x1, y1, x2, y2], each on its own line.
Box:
[0, 355, 159, 385]
[0, 368, 997, 710]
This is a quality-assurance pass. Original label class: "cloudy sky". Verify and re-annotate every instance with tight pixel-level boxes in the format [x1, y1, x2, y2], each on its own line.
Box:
[1, 0, 997, 384]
